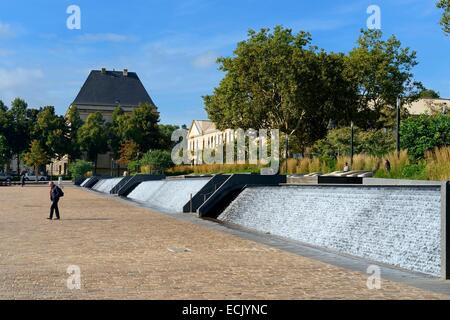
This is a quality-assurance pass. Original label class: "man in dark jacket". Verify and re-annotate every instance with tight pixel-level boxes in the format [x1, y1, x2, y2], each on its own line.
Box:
[48, 181, 63, 220]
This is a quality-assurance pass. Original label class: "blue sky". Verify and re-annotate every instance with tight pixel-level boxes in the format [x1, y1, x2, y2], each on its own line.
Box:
[0, 0, 448, 125]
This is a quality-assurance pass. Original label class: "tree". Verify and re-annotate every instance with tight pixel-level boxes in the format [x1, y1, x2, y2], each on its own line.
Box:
[23, 140, 48, 180]
[0, 134, 9, 169]
[77, 112, 109, 174]
[65, 105, 83, 162]
[204, 26, 356, 153]
[68, 159, 93, 180]
[437, 0, 450, 34]
[122, 102, 161, 152]
[419, 88, 440, 99]
[400, 114, 450, 159]
[346, 29, 423, 129]
[8, 98, 31, 172]
[33, 106, 68, 161]
[158, 124, 180, 150]
[118, 139, 140, 167]
[139, 149, 173, 173]
[107, 106, 127, 175]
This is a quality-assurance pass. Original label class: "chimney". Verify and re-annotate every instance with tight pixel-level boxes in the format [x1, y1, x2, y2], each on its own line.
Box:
[123, 69, 128, 77]
[101, 68, 106, 74]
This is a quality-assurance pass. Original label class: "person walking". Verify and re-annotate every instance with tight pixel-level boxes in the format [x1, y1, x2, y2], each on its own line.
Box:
[343, 162, 350, 172]
[20, 171, 26, 187]
[384, 159, 391, 173]
[48, 181, 64, 220]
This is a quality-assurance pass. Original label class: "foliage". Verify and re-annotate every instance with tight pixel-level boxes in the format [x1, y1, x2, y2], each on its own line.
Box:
[121, 102, 161, 153]
[400, 114, 450, 159]
[312, 127, 395, 159]
[77, 112, 109, 172]
[167, 164, 261, 175]
[65, 105, 83, 161]
[33, 106, 68, 161]
[68, 159, 93, 180]
[437, 0, 450, 34]
[23, 140, 48, 175]
[346, 29, 422, 129]
[139, 150, 173, 173]
[419, 88, 440, 99]
[0, 134, 9, 167]
[158, 124, 180, 150]
[118, 140, 140, 166]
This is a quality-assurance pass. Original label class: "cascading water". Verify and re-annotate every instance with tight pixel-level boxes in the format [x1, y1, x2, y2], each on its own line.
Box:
[80, 178, 90, 187]
[127, 178, 210, 213]
[92, 178, 124, 193]
[218, 185, 441, 276]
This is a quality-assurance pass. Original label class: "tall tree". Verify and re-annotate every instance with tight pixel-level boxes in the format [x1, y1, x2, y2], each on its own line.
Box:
[346, 29, 423, 129]
[437, 0, 450, 34]
[123, 102, 160, 152]
[158, 124, 180, 151]
[77, 112, 109, 174]
[204, 26, 357, 152]
[33, 106, 68, 161]
[0, 134, 9, 169]
[23, 140, 48, 180]
[8, 98, 30, 172]
[65, 105, 83, 162]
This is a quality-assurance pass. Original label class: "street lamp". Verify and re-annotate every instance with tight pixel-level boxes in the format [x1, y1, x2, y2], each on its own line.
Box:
[350, 121, 354, 168]
[396, 97, 401, 159]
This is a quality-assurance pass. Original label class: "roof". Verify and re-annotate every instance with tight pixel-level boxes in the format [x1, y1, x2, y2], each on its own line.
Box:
[72, 70, 155, 108]
[188, 120, 219, 137]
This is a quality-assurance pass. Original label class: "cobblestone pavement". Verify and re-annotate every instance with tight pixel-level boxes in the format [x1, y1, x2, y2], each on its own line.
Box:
[0, 185, 448, 299]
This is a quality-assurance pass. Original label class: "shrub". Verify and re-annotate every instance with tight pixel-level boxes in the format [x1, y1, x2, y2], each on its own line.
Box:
[139, 150, 173, 173]
[425, 147, 450, 180]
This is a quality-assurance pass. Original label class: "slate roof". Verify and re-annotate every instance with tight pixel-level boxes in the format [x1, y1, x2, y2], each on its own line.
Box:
[72, 70, 155, 108]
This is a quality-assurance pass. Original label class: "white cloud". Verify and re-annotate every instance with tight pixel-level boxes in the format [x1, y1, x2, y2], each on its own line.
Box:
[76, 33, 136, 43]
[192, 51, 218, 68]
[0, 22, 15, 38]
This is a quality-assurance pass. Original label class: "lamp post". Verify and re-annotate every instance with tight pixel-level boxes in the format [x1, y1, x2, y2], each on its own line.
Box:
[396, 97, 401, 159]
[350, 121, 354, 168]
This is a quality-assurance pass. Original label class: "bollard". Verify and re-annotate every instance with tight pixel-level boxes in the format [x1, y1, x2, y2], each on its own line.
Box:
[58, 177, 62, 186]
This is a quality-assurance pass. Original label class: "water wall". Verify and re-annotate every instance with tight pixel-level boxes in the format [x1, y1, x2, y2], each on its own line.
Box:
[92, 178, 124, 194]
[218, 185, 442, 276]
[127, 178, 210, 213]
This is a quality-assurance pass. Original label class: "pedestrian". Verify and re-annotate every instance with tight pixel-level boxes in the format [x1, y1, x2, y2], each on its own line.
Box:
[343, 162, 350, 172]
[47, 181, 64, 220]
[384, 159, 391, 173]
[20, 171, 25, 187]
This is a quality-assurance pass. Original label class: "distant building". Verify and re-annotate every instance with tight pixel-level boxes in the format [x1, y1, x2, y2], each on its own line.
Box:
[187, 120, 235, 164]
[49, 68, 156, 176]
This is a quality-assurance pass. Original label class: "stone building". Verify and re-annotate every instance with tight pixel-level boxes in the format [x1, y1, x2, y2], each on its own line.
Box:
[49, 68, 156, 176]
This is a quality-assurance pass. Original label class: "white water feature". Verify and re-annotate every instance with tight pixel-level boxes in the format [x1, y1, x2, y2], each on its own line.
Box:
[128, 178, 210, 213]
[80, 178, 91, 187]
[219, 185, 442, 276]
[92, 178, 123, 194]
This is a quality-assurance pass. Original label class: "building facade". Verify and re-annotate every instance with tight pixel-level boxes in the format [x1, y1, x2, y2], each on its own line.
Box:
[48, 68, 156, 176]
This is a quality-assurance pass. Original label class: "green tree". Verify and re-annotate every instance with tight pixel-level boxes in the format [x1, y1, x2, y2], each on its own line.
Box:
[139, 149, 173, 173]
[65, 105, 84, 162]
[158, 124, 180, 150]
[123, 102, 160, 152]
[400, 114, 450, 159]
[346, 29, 422, 129]
[77, 112, 109, 174]
[23, 140, 48, 180]
[0, 101, 12, 168]
[204, 26, 356, 153]
[437, 0, 450, 34]
[419, 88, 440, 99]
[33, 106, 68, 161]
[0, 134, 9, 168]
[8, 98, 31, 172]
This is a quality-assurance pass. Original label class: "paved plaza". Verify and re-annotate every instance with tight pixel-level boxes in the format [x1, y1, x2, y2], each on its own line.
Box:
[0, 184, 449, 299]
